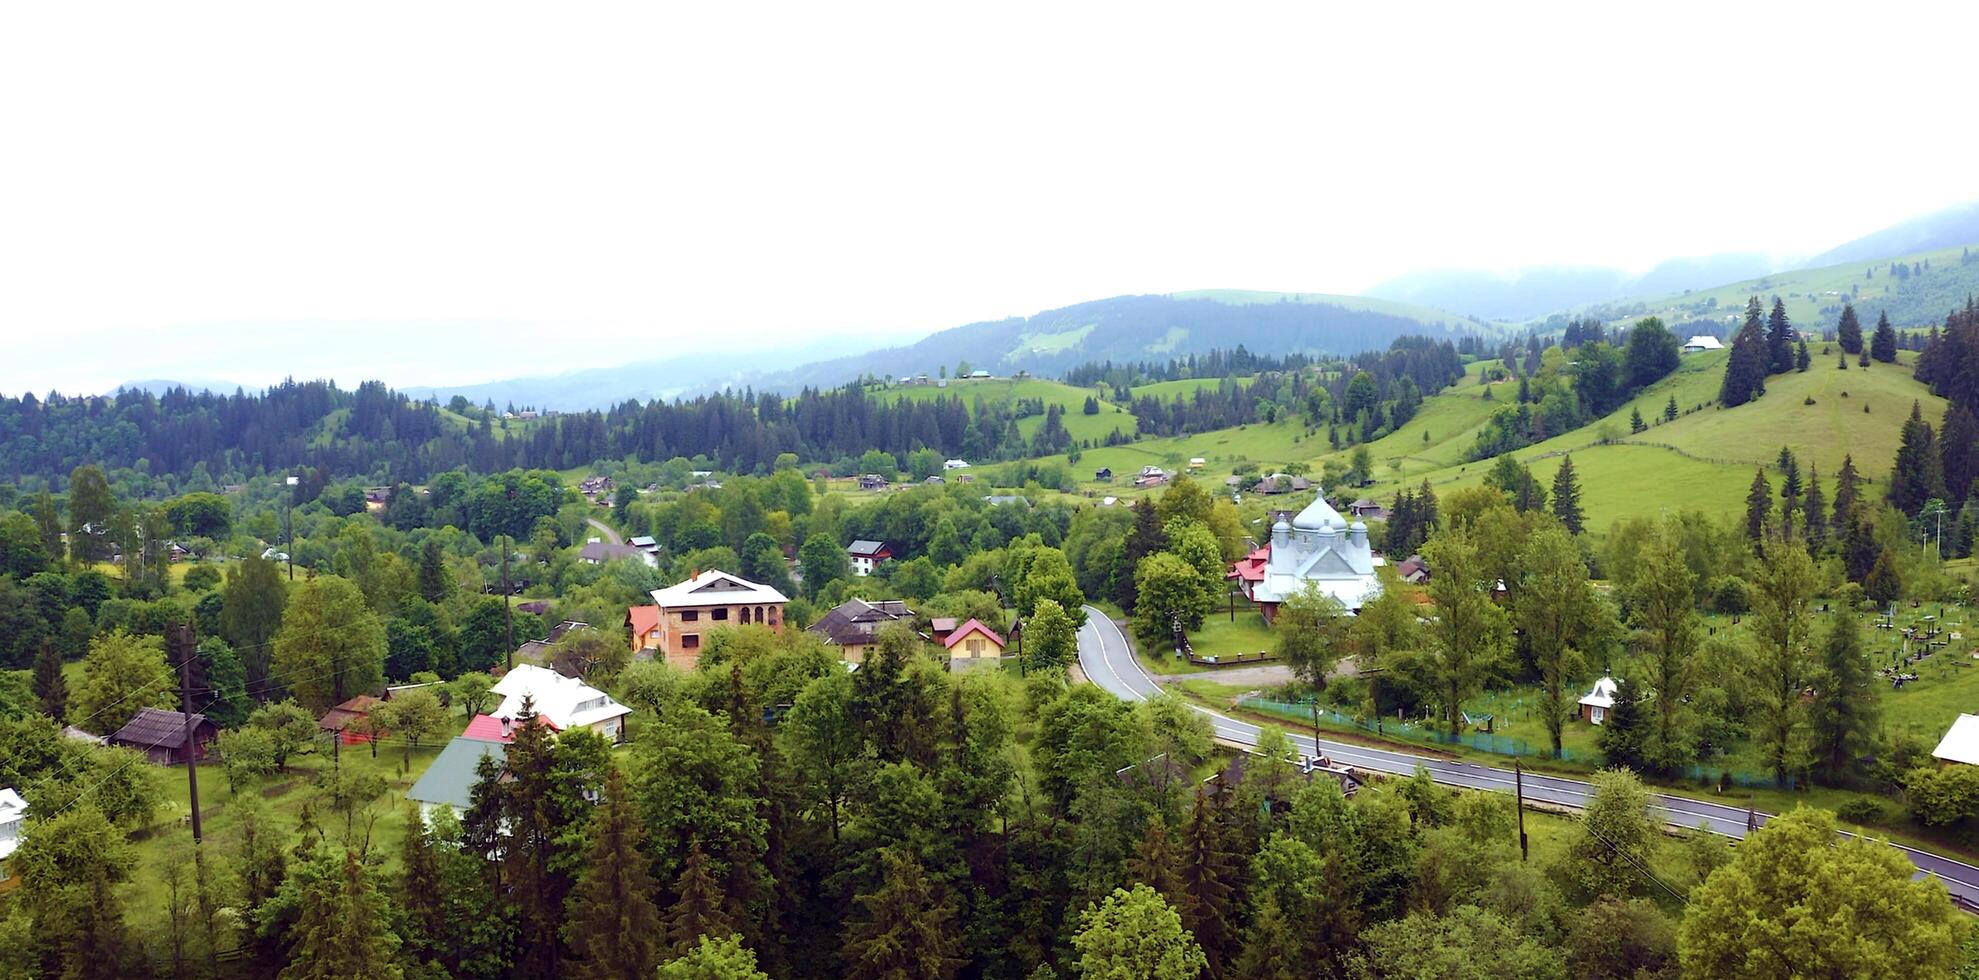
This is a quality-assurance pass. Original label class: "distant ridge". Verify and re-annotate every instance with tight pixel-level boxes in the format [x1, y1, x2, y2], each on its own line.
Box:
[1805, 201, 1979, 268]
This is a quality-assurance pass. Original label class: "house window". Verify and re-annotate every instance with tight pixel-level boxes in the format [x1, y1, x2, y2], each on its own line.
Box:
[740, 607, 752, 624]
[712, 608, 728, 621]
[680, 610, 699, 623]
[682, 634, 700, 650]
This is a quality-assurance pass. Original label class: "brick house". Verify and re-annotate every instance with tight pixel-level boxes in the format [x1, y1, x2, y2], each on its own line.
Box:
[647, 570, 790, 667]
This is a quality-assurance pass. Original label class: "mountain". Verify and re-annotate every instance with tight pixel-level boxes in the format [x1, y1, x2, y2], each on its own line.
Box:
[723, 291, 1494, 396]
[1805, 201, 1979, 268]
[403, 339, 864, 411]
[1364, 253, 1780, 321]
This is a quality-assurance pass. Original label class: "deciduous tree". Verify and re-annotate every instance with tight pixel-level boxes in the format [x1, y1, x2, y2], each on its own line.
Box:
[271, 575, 386, 713]
[1071, 884, 1206, 980]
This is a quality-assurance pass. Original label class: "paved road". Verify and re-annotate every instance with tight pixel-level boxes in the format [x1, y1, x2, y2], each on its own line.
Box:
[1078, 605, 1979, 907]
[585, 518, 624, 546]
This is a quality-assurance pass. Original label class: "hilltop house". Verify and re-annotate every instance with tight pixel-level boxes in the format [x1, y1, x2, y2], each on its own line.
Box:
[847, 540, 894, 576]
[648, 570, 790, 667]
[944, 459, 971, 471]
[1682, 335, 1724, 353]
[488, 664, 631, 742]
[808, 597, 916, 662]
[109, 708, 218, 765]
[1230, 493, 1382, 620]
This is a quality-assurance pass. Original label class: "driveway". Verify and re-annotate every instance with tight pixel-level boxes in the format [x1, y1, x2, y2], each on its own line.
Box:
[585, 517, 623, 546]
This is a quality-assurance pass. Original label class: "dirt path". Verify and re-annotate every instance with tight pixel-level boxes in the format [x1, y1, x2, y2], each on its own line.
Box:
[585, 517, 623, 545]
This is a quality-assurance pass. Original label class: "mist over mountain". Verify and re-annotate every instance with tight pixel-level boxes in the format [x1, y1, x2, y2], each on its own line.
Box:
[1806, 200, 1979, 268]
[402, 339, 864, 411]
[1363, 253, 1782, 321]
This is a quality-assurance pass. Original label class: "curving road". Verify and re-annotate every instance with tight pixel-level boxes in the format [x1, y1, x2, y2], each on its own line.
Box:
[1078, 605, 1979, 907]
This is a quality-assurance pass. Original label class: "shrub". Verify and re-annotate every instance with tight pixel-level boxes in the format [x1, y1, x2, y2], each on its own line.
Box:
[1835, 797, 1886, 826]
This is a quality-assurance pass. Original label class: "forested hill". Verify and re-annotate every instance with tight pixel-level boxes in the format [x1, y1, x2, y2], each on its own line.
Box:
[726, 292, 1490, 396]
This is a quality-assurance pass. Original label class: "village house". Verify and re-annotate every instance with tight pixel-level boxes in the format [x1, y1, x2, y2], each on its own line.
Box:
[808, 597, 916, 662]
[627, 535, 661, 560]
[578, 540, 657, 568]
[1229, 493, 1382, 621]
[109, 708, 218, 765]
[647, 569, 790, 667]
[858, 474, 890, 491]
[1348, 498, 1391, 521]
[846, 540, 894, 576]
[488, 664, 632, 742]
[514, 619, 596, 665]
[0, 787, 25, 882]
[1094, 467, 1113, 481]
[1135, 465, 1170, 489]
[1253, 473, 1312, 495]
[1681, 335, 1724, 353]
[1932, 714, 1979, 765]
[943, 618, 1006, 668]
[319, 695, 386, 745]
[407, 736, 508, 823]
[626, 604, 662, 657]
[944, 459, 971, 471]
[1577, 676, 1621, 725]
[1396, 554, 1429, 584]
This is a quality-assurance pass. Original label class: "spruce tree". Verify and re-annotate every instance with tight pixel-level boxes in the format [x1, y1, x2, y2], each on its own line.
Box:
[1767, 297, 1796, 374]
[1777, 448, 1801, 540]
[564, 767, 663, 980]
[1744, 468, 1772, 549]
[1839, 352, 1849, 370]
[32, 641, 67, 719]
[1837, 303, 1864, 354]
[1811, 595, 1877, 786]
[1551, 455, 1584, 535]
[1939, 405, 1979, 505]
[1865, 548, 1903, 606]
[397, 806, 446, 970]
[1796, 339, 1811, 372]
[1719, 298, 1770, 407]
[417, 539, 450, 603]
[1663, 395, 1679, 422]
[842, 849, 961, 980]
[1127, 816, 1182, 908]
[1598, 676, 1650, 770]
[1889, 401, 1947, 514]
[1117, 500, 1168, 612]
[1176, 790, 1236, 977]
[282, 850, 404, 980]
[664, 841, 736, 957]
[1871, 310, 1899, 363]
[1630, 407, 1646, 433]
[1841, 509, 1880, 584]
[1833, 455, 1862, 536]
[1802, 467, 1827, 553]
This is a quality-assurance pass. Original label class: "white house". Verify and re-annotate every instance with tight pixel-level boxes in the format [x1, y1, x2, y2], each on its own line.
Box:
[0, 787, 26, 880]
[846, 540, 893, 576]
[943, 459, 971, 471]
[1578, 676, 1621, 725]
[490, 664, 632, 742]
[1933, 714, 1979, 765]
[1241, 494, 1382, 618]
[1681, 335, 1724, 353]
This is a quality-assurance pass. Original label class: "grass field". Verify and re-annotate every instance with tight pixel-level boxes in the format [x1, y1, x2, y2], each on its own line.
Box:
[871, 377, 1137, 445]
[1129, 376, 1254, 401]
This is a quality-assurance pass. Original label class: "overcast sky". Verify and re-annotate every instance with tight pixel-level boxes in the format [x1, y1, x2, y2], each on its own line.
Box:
[3, 1, 1976, 396]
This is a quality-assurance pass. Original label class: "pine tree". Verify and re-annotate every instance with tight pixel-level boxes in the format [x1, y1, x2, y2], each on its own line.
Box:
[1745, 468, 1772, 550]
[1719, 297, 1770, 407]
[1939, 405, 1979, 505]
[564, 767, 663, 980]
[1767, 297, 1796, 374]
[417, 540, 450, 603]
[1664, 395, 1679, 422]
[1598, 676, 1650, 770]
[1839, 352, 1850, 370]
[1230, 897, 1303, 980]
[1859, 348, 1871, 367]
[1127, 816, 1182, 907]
[1551, 455, 1584, 535]
[1803, 467, 1827, 553]
[1117, 500, 1168, 612]
[1833, 455, 1861, 536]
[1777, 448, 1801, 541]
[664, 841, 735, 957]
[1871, 310, 1899, 363]
[1865, 548, 1903, 606]
[1796, 339, 1811, 372]
[842, 848, 960, 980]
[281, 850, 404, 980]
[32, 640, 67, 719]
[397, 806, 446, 970]
[1811, 596, 1877, 786]
[1176, 790, 1236, 977]
[1629, 407, 1646, 433]
[1890, 401, 1947, 514]
[1837, 303, 1864, 354]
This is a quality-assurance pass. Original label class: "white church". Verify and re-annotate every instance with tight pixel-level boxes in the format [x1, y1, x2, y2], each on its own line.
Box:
[1229, 492, 1384, 620]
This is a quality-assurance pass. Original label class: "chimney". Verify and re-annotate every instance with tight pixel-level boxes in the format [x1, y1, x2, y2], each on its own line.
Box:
[499, 715, 513, 738]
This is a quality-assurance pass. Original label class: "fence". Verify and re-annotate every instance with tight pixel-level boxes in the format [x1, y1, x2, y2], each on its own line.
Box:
[1237, 696, 1797, 788]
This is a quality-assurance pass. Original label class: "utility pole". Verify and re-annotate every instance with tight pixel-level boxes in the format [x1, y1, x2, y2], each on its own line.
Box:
[501, 535, 514, 671]
[1514, 759, 1528, 861]
[284, 475, 299, 581]
[171, 624, 204, 844]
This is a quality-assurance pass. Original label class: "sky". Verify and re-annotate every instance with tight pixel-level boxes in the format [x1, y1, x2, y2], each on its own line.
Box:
[2, 1, 1977, 396]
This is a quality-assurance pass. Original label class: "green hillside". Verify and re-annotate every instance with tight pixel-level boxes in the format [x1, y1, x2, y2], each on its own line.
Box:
[1128, 376, 1256, 401]
[871, 376, 1136, 444]
[1568, 244, 1979, 333]
[1169, 289, 1493, 331]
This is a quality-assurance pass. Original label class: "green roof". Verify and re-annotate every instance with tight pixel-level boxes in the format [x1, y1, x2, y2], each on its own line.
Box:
[407, 737, 506, 811]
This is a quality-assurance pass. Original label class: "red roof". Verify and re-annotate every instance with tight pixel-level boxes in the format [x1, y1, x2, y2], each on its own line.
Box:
[942, 618, 1005, 650]
[1227, 546, 1269, 583]
[627, 604, 660, 635]
[462, 712, 560, 744]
